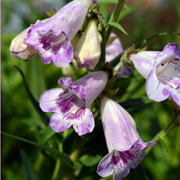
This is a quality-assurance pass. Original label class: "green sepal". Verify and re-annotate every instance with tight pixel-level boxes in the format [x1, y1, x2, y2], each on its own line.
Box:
[120, 44, 147, 67]
[158, 136, 171, 164]
[169, 96, 180, 114]
[45, 8, 57, 17]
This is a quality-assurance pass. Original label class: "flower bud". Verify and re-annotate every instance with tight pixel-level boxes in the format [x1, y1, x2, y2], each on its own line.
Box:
[74, 18, 101, 70]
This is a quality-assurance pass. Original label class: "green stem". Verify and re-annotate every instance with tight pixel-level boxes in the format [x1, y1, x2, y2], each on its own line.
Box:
[51, 143, 63, 180]
[69, 62, 80, 78]
[105, 0, 125, 42]
[146, 114, 179, 154]
[99, 26, 106, 65]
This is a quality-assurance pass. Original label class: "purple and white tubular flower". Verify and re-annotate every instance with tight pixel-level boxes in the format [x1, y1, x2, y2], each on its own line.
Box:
[97, 95, 155, 180]
[39, 71, 108, 136]
[74, 18, 101, 70]
[105, 33, 131, 77]
[129, 43, 180, 105]
[24, 0, 96, 67]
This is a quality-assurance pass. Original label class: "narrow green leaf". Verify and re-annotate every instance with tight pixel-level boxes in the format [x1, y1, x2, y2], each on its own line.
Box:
[158, 136, 171, 164]
[106, 22, 128, 35]
[21, 151, 39, 180]
[41, 125, 56, 144]
[14, 65, 49, 125]
[135, 32, 180, 48]
[80, 154, 102, 167]
[1, 131, 74, 168]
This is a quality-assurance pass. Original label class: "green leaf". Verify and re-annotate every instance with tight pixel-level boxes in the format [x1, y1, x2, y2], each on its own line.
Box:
[106, 22, 128, 35]
[21, 151, 39, 180]
[158, 136, 171, 164]
[135, 32, 180, 48]
[14, 65, 49, 125]
[41, 125, 56, 144]
[119, 97, 152, 109]
[80, 154, 102, 167]
[1, 131, 74, 168]
[111, 78, 131, 89]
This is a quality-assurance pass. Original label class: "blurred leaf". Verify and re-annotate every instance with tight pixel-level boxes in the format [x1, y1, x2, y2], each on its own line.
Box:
[80, 154, 102, 167]
[99, 0, 117, 3]
[119, 96, 152, 109]
[133, 163, 149, 179]
[41, 125, 56, 144]
[1, 131, 73, 168]
[14, 65, 49, 125]
[135, 32, 180, 48]
[106, 22, 128, 35]
[21, 151, 39, 180]
[118, 3, 143, 21]
[111, 77, 131, 89]
[159, 136, 171, 164]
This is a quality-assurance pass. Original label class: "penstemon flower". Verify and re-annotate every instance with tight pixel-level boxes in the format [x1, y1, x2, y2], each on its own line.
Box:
[106, 33, 131, 77]
[24, 0, 96, 67]
[97, 95, 155, 180]
[129, 43, 180, 105]
[39, 71, 108, 136]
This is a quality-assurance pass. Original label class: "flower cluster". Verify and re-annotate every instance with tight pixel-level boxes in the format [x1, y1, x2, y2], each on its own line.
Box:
[10, 0, 180, 179]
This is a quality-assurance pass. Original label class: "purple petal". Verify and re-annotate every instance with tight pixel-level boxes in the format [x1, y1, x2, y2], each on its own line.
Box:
[58, 77, 73, 89]
[97, 151, 113, 177]
[156, 43, 180, 66]
[129, 51, 160, 78]
[117, 66, 132, 78]
[146, 69, 171, 101]
[39, 88, 64, 112]
[72, 85, 86, 103]
[50, 112, 73, 132]
[171, 89, 180, 106]
[73, 108, 94, 135]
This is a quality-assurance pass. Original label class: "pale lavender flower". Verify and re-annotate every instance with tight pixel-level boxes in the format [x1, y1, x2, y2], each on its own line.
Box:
[24, 0, 95, 67]
[39, 71, 108, 135]
[106, 33, 131, 77]
[97, 95, 155, 180]
[129, 43, 180, 106]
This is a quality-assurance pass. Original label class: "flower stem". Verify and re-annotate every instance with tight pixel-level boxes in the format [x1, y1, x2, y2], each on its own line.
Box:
[105, 0, 125, 42]
[69, 61, 81, 78]
[146, 114, 179, 154]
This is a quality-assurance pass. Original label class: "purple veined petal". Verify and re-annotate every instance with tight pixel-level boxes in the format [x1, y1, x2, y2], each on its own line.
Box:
[58, 77, 73, 89]
[113, 165, 130, 180]
[73, 108, 94, 136]
[171, 88, 180, 106]
[146, 69, 171, 101]
[50, 111, 73, 132]
[156, 43, 180, 66]
[39, 88, 64, 112]
[73, 71, 108, 107]
[97, 151, 113, 177]
[72, 85, 86, 104]
[129, 51, 160, 79]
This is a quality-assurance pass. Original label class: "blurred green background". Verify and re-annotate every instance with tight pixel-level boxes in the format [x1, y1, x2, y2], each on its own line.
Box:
[1, 0, 180, 180]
